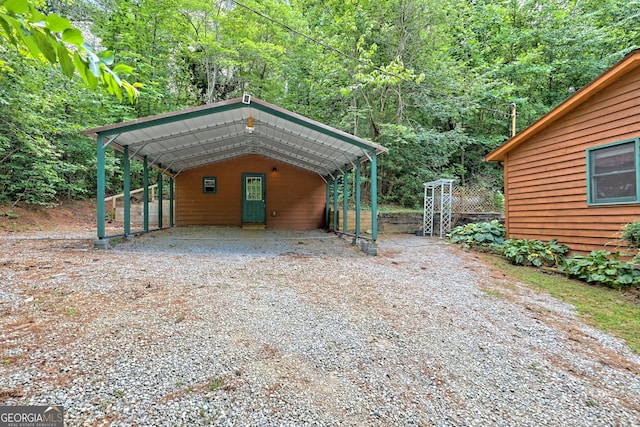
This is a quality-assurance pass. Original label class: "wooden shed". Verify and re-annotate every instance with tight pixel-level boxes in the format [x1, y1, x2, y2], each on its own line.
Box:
[83, 96, 387, 245]
[485, 50, 640, 254]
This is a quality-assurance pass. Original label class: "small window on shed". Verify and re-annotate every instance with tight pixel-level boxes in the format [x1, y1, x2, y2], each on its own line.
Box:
[587, 139, 638, 205]
[203, 177, 217, 194]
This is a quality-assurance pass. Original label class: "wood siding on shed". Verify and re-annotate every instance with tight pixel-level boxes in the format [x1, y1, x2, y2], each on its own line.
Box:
[504, 70, 640, 253]
[175, 154, 326, 229]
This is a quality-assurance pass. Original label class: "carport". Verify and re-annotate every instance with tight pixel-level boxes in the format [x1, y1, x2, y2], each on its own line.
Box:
[83, 96, 387, 248]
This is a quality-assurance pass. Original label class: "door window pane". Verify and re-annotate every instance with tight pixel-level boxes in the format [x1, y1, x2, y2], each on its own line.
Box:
[245, 177, 262, 201]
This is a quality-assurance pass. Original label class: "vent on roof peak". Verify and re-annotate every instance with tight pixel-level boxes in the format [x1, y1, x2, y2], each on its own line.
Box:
[242, 93, 251, 104]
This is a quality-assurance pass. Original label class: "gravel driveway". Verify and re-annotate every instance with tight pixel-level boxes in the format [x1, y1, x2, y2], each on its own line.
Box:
[1, 227, 639, 426]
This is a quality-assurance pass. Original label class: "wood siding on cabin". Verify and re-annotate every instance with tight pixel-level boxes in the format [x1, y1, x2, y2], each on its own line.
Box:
[504, 71, 640, 254]
[175, 154, 326, 229]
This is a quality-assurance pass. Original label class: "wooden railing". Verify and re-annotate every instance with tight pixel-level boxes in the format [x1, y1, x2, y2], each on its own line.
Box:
[104, 184, 158, 219]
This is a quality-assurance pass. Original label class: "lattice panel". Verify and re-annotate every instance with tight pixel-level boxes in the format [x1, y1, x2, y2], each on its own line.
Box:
[423, 185, 435, 236]
[452, 186, 501, 213]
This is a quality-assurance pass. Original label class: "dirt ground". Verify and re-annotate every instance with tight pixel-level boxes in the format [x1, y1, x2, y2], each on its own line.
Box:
[0, 200, 97, 234]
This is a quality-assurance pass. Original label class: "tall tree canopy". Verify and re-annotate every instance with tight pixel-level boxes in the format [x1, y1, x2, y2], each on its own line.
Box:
[1, 0, 638, 206]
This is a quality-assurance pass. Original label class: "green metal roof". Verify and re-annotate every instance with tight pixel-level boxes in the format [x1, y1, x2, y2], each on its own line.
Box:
[83, 96, 387, 177]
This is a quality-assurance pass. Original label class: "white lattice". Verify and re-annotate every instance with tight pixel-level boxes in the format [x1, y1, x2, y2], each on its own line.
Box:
[423, 179, 454, 237]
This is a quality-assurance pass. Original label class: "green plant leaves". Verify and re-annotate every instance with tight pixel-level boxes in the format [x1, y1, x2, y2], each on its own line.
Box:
[450, 222, 638, 290]
[498, 239, 570, 268]
[621, 219, 640, 248]
[1, 0, 137, 104]
[560, 250, 640, 290]
[447, 220, 505, 249]
[4, 0, 30, 14]
[45, 14, 72, 33]
[61, 28, 83, 45]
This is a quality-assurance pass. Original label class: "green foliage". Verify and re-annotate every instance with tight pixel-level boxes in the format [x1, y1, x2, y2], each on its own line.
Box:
[377, 124, 472, 207]
[447, 220, 505, 249]
[0, 0, 636, 207]
[0, 47, 133, 205]
[560, 250, 640, 290]
[499, 239, 570, 267]
[621, 219, 640, 248]
[0, 0, 139, 102]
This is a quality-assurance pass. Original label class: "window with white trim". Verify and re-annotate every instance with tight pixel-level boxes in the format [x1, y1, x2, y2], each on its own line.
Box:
[587, 139, 638, 205]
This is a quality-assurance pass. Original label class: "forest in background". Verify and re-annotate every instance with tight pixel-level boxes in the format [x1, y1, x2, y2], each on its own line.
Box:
[1, 0, 639, 207]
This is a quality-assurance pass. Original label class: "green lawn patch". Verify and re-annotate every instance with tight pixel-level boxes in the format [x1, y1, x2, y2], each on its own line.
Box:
[482, 254, 640, 355]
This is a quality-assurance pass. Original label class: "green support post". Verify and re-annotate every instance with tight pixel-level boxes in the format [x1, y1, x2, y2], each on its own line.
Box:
[333, 177, 339, 232]
[123, 145, 131, 236]
[355, 160, 361, 238]
[96, 135, 106, 240]
[157, 172, 163, 229]
[370, 152, 378, 241]
[342, 167, 348, 234]
[169, 177, 174, 227]
[325, 180, 330, 229]
[143, 156, 149, 232]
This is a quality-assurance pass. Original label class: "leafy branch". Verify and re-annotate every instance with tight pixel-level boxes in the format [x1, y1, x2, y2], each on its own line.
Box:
[0, 0, 140, 103]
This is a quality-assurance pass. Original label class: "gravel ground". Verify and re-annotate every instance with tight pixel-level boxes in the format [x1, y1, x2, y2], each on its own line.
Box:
[1, 226, 639, 426]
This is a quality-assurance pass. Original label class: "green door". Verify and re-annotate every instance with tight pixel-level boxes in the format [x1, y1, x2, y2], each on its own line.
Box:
[242, 173, 266, 223]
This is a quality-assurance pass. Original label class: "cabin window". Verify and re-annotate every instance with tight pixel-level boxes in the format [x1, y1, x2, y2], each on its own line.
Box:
[203, 176, 217, 194]
[587, 139, 638, 205]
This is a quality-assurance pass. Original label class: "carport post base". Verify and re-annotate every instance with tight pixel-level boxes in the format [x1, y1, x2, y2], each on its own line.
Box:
[366, 243, 377, 256]
[94, 238, 111, 249]
[359, 239, 377, 256]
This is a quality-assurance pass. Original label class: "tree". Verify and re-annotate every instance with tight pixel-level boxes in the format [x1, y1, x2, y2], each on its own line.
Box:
[0, 0, 139, 102]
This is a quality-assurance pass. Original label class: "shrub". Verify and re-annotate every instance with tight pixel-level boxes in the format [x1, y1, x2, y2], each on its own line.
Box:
[447, 220, 505, 249]
[560, 250, 640, 290]
[499, 239, 570, 267]
[621, 219, 640, 248]
[621, 219, 640, 264]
